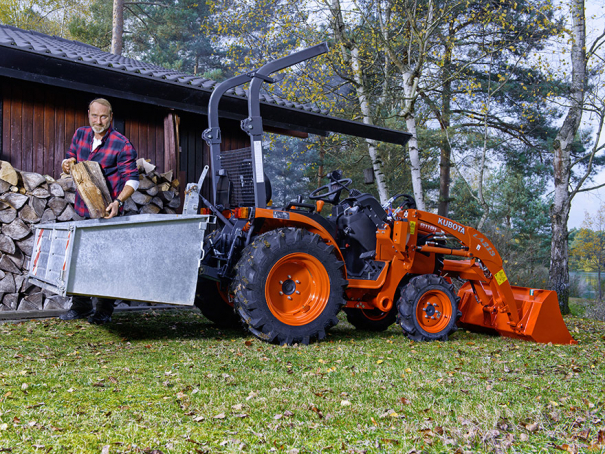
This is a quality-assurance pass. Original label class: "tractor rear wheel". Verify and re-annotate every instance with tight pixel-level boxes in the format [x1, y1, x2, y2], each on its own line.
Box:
[343, 307, 397, 331]
[194, 229, 240, 329]
[231, 228, 347, 345]
[397, 275, 461, 341]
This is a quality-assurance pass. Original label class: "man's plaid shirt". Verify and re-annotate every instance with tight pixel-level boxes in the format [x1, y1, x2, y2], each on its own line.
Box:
[67, 126, 139, 218]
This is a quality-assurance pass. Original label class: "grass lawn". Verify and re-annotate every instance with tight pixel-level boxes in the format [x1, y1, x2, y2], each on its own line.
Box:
[0, 309, 604, 453]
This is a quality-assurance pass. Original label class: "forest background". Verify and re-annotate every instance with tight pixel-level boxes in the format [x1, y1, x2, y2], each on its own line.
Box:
[1, 0, 604, 316]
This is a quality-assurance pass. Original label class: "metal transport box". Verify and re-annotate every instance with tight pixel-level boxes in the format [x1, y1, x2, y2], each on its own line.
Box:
[27, 214, 214, 306]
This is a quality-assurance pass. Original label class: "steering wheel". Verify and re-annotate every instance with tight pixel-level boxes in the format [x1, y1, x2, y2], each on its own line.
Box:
[309, 178, 353, 201]
[392, 193, 417, 210]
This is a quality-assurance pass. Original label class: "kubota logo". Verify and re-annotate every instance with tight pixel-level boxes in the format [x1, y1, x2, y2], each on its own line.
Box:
[437, 217, 466, 234]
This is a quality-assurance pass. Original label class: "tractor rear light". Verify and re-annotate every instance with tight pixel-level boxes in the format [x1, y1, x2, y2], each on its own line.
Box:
[234, 207, 251, 219]
[199, 208, 211, 215]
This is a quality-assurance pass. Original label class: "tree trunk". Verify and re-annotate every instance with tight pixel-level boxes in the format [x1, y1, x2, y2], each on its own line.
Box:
[350, 47, 389, 203]
[403, 71, 425, 211]
[549, 0, 586, 315]
[111, 0, 124, 55]
[438, 28, 453, 217]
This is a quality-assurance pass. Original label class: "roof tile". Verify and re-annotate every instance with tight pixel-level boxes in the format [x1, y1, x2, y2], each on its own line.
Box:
[0, 24, 330, 116]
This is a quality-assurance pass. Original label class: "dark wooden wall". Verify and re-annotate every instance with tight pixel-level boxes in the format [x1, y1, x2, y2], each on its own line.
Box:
[0, 78, 169, 177]
[0, 77, 251, 199]
[178, 111, 250, 193]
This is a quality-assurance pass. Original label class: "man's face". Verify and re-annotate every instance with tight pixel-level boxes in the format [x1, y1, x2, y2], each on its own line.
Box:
[88, 102, 112, 135]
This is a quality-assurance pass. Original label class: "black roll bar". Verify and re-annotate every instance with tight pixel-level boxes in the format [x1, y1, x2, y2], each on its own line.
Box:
[201, 43, 330, 208]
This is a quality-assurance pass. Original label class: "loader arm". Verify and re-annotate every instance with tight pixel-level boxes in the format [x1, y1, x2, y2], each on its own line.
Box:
[403, 210, 576, 344]
[406, 210, 520, 326]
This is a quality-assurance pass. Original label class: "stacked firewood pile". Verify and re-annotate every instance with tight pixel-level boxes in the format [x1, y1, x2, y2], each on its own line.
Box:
[0, 159, 181, 313]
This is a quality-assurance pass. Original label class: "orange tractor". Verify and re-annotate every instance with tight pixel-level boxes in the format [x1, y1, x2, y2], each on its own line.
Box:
[190, 43, 576, 346]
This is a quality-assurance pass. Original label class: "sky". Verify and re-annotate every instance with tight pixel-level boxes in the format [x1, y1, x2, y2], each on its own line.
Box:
[565, 0, 605, 229]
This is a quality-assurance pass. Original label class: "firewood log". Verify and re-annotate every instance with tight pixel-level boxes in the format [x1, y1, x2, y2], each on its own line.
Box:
[145, 185, 159, 197]
[138, 176, 155, 191]
[40, 209, 57, 224]
[56, 177, 76, 192]
[0, 256, 20, 274]
[21, 172, 46, 191]
[160, 170, 173, 182]
[130, 191, 152, 206]
[31, 187, 50, 198]
[151, 197, 163, 209]
[136, 158, 156, 174]
[70, 161, 112, 219]
[57, 204, 77, 222]
[0, 234, 15, 254]
[19, 292, 44, 311]
[123, 198, 137, 212]
[0, 208, 17, 224]
[1, 193, 29, 210]
[0, 180, 10, 195]
[2, 293, 19, 310]
[159, 190, 174, 202]
[15, 235, 33, 256]
[49, 182, 65, 197]
[140, 204, 161, 215]
[18, 205, 40, 224]
[2, 219, 30, 240]
[0, 161, 19, 186]
[29, 196, 47, 217]
[48, 197, 68, 216]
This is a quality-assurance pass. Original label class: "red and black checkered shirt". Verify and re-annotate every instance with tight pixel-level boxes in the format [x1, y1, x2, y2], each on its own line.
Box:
[67, 126, 139, 218]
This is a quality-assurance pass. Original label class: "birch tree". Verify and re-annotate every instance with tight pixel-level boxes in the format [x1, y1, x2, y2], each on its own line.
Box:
[549, 0, 605, 314]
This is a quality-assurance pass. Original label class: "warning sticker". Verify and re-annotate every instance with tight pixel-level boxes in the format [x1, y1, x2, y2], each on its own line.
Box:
[495, 269, 508, 285]
[273, 211, 290, 220]
[409, 221, 416, 235]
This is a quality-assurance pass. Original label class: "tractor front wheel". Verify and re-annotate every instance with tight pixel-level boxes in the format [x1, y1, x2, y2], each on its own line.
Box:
[397, 275, 461, 341]
[231, 228, 347, 345]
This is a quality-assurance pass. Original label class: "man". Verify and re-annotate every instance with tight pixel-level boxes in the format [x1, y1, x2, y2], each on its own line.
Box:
[59, 98, 140, 324]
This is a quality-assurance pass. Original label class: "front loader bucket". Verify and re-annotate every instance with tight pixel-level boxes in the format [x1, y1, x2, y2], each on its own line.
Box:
[457, 283, 577, 345]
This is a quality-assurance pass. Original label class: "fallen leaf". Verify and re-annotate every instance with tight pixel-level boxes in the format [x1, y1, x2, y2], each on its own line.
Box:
[232, 404, 243, 411]
[526, 422, 539, 433]
[101, 446, 110, 454]
[400, 397, 411, 405]
[519, 433, 529, 442]
[598, 429, 605, 445]
[341, 400, 351, 406]
[284, 410, 294, 417]
[234, 413, 249, 419]
[213, 413, 226, 420]
[193, 415, 205, 422]
[273, 414, 283, 420]
[246, 391, 258, 401]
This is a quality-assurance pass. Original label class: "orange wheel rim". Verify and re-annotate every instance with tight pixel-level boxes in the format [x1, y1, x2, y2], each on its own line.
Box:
[265, 253, 330, 326]
[415, 290, 453, 333]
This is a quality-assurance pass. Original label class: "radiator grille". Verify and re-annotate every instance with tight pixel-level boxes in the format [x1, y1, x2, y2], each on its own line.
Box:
[220, 147, 255, 207]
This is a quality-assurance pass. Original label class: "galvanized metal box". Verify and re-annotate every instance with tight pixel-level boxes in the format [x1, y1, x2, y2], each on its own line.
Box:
[28, 214, 214, 306]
